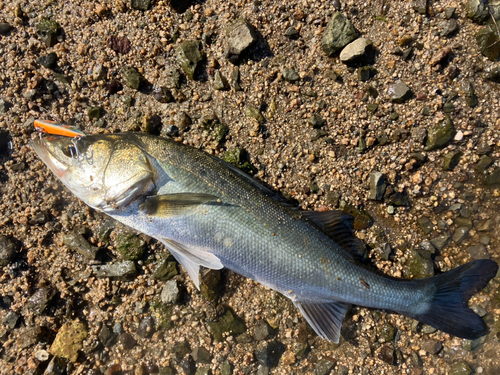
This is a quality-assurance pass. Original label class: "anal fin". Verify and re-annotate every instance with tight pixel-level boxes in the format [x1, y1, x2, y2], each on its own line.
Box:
[294, 300, 350, 343]
[160, 239, 223, 290]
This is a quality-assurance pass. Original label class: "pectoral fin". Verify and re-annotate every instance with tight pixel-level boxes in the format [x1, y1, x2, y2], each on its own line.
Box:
[302, 210, 366, 259]
[160, 239, 223, 290]
[294, 300, 350, 343]
[141, 193, 219, 217]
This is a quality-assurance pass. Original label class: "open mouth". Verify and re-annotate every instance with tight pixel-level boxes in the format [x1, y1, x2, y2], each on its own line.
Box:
[31, 137, 68, 178]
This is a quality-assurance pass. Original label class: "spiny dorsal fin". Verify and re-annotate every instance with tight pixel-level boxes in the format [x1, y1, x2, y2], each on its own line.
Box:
[294, 300, 350, 343]
[302, 210, 366, 259]
[140, 193, 219, 217]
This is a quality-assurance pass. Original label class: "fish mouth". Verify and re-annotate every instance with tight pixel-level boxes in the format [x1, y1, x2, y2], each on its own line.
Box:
[31, 136, 69, 178]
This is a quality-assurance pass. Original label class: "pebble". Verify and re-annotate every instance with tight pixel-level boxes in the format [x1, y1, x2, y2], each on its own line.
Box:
[207, 309, 246, 342]
[121, 66, 142, 90]
[50, 319, 88, 362]
[0, 234, 20, 266]
[340, 38, 373, 63]
[425, 115, 456, 151]
[420, 339, 443, 355]
[177, 40, 205, 80]
[321, 12, 358, 56]
[0, 22, 12, 35]
[161, 279, 180, 304]
[99, 325, 118, 347]
[441, 19, 459, 37]
[388, 80, 412, 103]
[282, 67, 300, 82]
[368, 171, 386, 201]
[153, 86, 174, 103]
[255, 341, 285, 367]
[137, 317, 155, 338]
[191, 346, 212, 364]
[93, 261, 138, 279]
[226, 18, 257, 63]
[314, 359, 335, 375]
[254, 320, 273, 341]
[467, 244, 490, 260]
[430, 234, 450, 251]
[37, 52, 58, 69]
[449, 360, 472, 375]
[452, 226, 470, 243]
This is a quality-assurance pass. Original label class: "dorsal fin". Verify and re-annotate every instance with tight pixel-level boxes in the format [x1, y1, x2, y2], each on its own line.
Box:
[302, 210, 366, 259]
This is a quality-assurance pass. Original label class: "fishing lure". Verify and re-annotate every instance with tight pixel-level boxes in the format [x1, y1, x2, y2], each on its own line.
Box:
[34, 119, 87, 160]
[34, 119, 86, 138]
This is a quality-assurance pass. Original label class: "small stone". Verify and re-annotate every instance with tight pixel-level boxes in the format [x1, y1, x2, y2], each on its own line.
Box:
[220, 360, 233, 375]
[321, 12, 358, 56]
[340, 38, 373, 63]
[467, 0, 492, 23]
[254, 320, 273, 341]
[413, 0, 428, 15]
[475, 25, 500, 60]
[449, 360, 472, 375]
[462, 81, 478, 107]
[177, 112, 192, 131]
[284, 26, 299, 39]
[308, 113, 325, 128]
[93, 261, 138, 279]
[226, 18, 257, 63]
[2, 311, 19, 330]
[441, 19, 459, 37]
[99, 325, 118, 347]
[476, 156, 493, 176]
[420, 339, 443, 355]
[479, 236, 490, 245]
[213, 70, 229, 90]
[442, 151, 462, 171]
[452, 226, 470, 243]
[50, 319, 88, 362]
[430, 47, 452, 67]
[369, 172, 386, 201]
[34, 349, 50, 362]
[207, 310, 246, 342]
[87, 106, 103, 120]
[467, 244, 490, 260]
[0, 23, 12, 35]
[282, 67, 300, 82]
[0, 235, 20, 266]
[430, 234, 450, 251]
[245, 106, 264, 124]
[45, 357, 69, 375]
[36, 19, 60, 47]
[425, 115, 455, 151]
[388, 80, 412, 103]
[37, 52, 58, 69]
[403, 249, 434, 279]
[119, 333, 137, 350]
[255, 341, 285, 368]
[142, 114, 162, 134]
[484, 167, 500, 186]
[161, 279, 180, 304]
[378, 346, 395, 365]
[177, 40, 204, 80]
[106, 35, 131, 54]
[486, 65, 500, 83]
[137, 317, 155, 338]
[93, 64, 107, 81]
[153, 86, 174, 103]
[200, 269, 222, 302]
[113, 323, 124, 335]
[377, 323, 396, 342]
[230, 66, 241, 91]
[27, 287, 56, 315]
[191, 347, 212, 364]
[130, 0, 151, 11]
[121, 66, 142, 89]
[358, 66, 377, 81]
[115, 228, 146, 261]
[314, 359, 335, 375]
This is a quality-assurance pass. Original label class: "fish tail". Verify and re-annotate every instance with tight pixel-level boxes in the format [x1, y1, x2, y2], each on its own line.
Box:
[410, 259, 498, 340]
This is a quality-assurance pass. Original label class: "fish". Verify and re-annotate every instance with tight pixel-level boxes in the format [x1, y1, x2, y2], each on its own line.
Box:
[32, 130, 498, 343]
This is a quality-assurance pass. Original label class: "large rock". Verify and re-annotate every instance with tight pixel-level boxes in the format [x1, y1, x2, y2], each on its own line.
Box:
[321, 12, 358, 56]
[226, 18, 257, 63]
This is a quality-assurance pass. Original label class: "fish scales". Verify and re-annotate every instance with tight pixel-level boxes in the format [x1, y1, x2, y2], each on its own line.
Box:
[32, 131, 499, 343]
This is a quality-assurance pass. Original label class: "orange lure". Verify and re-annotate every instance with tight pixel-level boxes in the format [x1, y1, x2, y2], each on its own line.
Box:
[34, 119, 86, 138]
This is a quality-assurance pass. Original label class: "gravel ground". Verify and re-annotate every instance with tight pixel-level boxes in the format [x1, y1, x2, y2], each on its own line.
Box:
[1, 0, 500, 374]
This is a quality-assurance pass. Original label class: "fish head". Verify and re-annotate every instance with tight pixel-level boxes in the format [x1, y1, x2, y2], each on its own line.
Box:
[32, 134, 155, 211]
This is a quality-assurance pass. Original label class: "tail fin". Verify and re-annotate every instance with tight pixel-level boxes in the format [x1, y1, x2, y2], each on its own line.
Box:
[410, 259, 498, 340]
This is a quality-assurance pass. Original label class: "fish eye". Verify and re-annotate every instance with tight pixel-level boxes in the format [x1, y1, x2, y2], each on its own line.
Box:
[63, 144, 77, 158]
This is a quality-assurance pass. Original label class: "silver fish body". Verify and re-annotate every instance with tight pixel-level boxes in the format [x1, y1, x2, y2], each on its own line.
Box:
[32, 132, 498, 342]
